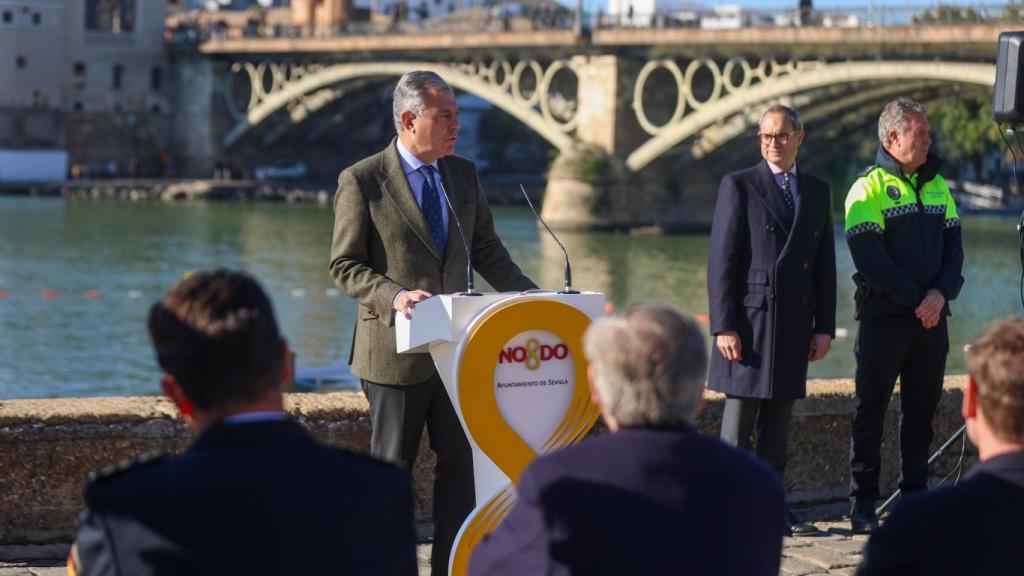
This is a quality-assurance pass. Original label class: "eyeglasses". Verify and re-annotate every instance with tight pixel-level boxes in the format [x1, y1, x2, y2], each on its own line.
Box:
[758, 131, 799, 145]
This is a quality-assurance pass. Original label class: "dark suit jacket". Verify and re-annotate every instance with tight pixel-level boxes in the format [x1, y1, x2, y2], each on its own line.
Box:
[707, 160, 836, 399]
[329, 139, 535, 385]
[857, 450, 1024, 576]
[468, 426, 786, 576]
[73, 420, 418, 576]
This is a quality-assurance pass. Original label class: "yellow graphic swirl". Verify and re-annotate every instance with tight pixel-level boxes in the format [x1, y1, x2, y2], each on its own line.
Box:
[449, 299, 600, 576]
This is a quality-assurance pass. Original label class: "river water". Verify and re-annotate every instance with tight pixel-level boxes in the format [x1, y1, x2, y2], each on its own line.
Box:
[0, 195, 1020, 399]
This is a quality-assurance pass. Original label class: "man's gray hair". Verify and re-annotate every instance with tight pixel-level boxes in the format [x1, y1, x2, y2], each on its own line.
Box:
[392, 70, 453, 133]
[583, 302, 708, 427]
[761, 104, 803, 132]
[878, 97, 927, 147]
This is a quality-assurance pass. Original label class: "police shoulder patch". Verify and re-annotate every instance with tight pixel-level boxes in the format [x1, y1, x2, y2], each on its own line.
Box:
[89, 451, 168, 484]
[885, 185, 901, 201]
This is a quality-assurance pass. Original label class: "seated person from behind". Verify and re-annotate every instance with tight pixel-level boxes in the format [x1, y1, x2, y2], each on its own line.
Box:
[469, 302, 787, 576]
[68, 269, 418, 576]
[857, 316, 1024, 576]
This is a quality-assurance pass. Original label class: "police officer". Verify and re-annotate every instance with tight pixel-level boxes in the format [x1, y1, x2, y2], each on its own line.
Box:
[844, 98, 964, 533]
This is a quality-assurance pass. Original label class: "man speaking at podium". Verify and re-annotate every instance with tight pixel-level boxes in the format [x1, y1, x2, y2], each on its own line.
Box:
[329, 70, 536, 576]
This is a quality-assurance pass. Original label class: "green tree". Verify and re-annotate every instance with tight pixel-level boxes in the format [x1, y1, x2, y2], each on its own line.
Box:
[928, 94, 1003, 181]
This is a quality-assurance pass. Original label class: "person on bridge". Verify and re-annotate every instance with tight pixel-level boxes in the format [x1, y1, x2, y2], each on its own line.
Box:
[469, 303, 786, 576]
[844, 97, 964, 534]
[706, 104, 837, 537]
[856, 316, 1024, 575]
[68, 269, 418, 576]
[329, 70, 536, 576]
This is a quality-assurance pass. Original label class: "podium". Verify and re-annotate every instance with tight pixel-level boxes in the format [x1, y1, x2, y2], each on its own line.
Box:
[397, 291, 605, 576]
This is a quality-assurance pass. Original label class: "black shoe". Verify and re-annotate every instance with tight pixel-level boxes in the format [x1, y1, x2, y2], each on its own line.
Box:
[787, 510, 819, 537]
[850, 500, 879, 534]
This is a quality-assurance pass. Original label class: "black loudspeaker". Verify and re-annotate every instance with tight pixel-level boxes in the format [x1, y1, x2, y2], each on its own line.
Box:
[994, 31, 1024, 124]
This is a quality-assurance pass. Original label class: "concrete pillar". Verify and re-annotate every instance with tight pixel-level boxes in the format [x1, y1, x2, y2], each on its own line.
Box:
[541, 55, 688, 232]
[573, 55, 646, 157]
[169, 54, 215, 178]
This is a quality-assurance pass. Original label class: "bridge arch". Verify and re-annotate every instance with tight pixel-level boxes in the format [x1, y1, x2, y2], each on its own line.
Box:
[626, 61, 996, 172]
[221, 61, 576, 152]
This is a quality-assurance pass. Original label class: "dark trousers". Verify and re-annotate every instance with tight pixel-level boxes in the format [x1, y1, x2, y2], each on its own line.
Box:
[362, 374, 475, 576]
[849, 315, 948, 501]
[720, 396, 795, 478]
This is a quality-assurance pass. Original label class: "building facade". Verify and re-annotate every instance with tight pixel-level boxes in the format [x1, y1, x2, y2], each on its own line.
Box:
[0, 0, 172, 176]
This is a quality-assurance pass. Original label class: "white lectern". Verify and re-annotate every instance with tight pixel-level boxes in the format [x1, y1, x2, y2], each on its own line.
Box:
[397, 291, 605, 576]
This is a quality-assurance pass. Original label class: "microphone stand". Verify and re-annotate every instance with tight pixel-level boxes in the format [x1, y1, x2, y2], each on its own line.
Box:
[437, 172, 481, 297]
[520, 184, 579, 294]
[876, 424, 967, 517]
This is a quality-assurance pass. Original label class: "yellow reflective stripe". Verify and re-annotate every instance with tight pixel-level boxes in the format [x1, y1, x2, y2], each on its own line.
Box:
[844, 176, 885, 232]
[943, 180, 960, 219]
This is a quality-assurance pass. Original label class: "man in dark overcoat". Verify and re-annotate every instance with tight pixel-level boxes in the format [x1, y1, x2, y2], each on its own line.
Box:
[707, 104, 837, 535]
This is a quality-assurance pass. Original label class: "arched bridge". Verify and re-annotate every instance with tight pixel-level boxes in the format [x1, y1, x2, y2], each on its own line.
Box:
[217, 54, 994, 170]
[180, 24, 1008, 228]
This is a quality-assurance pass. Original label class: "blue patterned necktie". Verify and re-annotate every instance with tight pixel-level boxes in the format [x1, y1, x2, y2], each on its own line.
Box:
[781, 172, 795, 217]
[417, 165, 446, 255]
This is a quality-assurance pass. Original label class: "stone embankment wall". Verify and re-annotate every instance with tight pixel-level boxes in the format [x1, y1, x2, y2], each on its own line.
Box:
[0, 377, 972, 545]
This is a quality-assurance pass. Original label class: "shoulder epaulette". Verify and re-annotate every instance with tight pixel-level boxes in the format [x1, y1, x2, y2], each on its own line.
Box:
[88, 451, 168, 484]
[857, 164, 879, 179]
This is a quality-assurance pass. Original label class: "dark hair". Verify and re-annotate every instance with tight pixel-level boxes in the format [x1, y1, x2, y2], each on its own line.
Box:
[966, 316, 1024, 444]
[147, 269, 283, 411]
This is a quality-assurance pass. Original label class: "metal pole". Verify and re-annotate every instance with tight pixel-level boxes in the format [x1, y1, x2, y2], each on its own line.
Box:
[876, 423, 967, 517]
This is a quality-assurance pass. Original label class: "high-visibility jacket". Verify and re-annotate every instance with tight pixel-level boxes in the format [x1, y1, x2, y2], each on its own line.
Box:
[844, 147, 964, 318]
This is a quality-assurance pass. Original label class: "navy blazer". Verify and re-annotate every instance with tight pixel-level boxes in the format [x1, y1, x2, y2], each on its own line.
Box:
[73, 420, 418, 576]
[707, 160, 837, 400]
[469, 426, 786, 576]
[857, 450, 1024, 576]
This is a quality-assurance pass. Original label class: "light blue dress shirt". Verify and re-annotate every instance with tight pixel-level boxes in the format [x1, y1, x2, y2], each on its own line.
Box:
[395, 139, 450, 235]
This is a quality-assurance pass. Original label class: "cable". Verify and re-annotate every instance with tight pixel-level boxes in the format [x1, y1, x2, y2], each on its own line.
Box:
[998, 124, 1024, 310]
[934, 427, 969, 489]
[1015, 129, 1024, 311]
[997, 123, 1018, 184]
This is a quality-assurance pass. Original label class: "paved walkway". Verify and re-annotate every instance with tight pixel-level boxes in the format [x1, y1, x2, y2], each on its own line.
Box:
[0, 503, 866, 576]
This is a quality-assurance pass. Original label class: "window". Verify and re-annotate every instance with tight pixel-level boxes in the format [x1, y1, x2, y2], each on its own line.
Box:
[1, 10, 12, 24]
[32, 12, 41, 26]
[150, 66, 162, 91]
[85, 0, 135, 33]
[112, 64, 123, 90]
[72, 101, 84, 112]
[73, 62, 86, 90]
[16, 55, 26, 69]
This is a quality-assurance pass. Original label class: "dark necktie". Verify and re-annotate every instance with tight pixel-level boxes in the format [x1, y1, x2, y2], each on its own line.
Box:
[781, 172, 795, 217]
[417, 165, 446, 255]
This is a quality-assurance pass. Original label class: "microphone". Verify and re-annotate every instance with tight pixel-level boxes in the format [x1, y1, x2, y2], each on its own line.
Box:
[437, 169, 481, 297]
[520, 184, 579, 294]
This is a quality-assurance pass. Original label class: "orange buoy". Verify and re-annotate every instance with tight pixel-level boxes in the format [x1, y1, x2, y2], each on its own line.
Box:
[42, 290, 58, 300]
[0, 291, 9, 300]
[85, 290, 102, 300]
